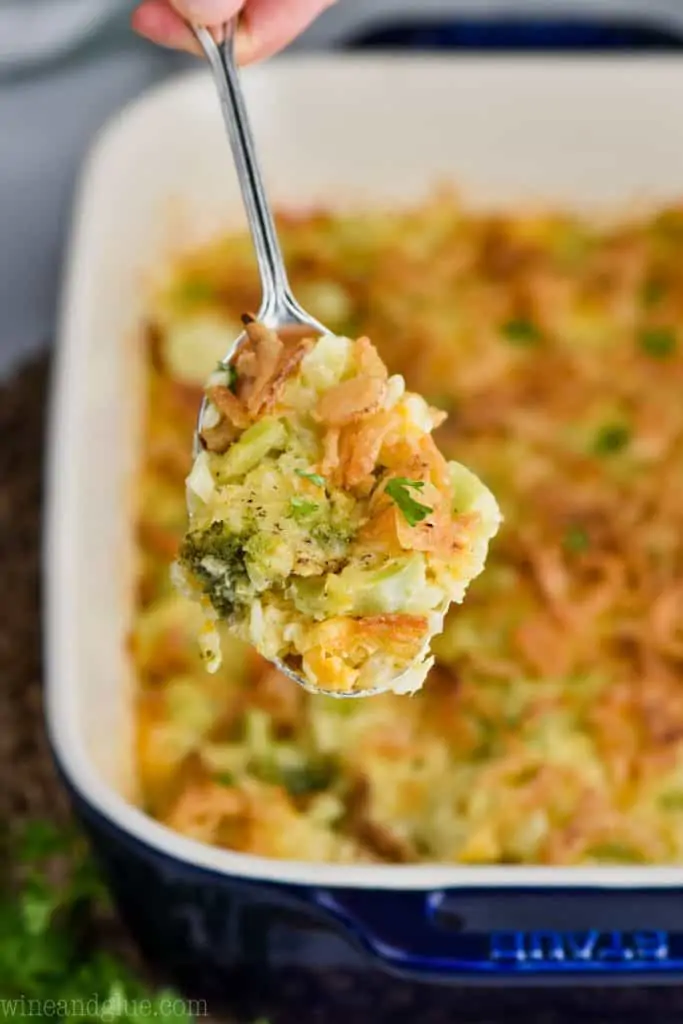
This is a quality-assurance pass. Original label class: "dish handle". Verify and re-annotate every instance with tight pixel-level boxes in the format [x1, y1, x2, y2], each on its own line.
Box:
[312, 887, 683, 978]
[297, 0, 683, 48]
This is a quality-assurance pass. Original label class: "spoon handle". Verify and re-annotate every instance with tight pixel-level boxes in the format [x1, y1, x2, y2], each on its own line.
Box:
[191, 22, 291, 317]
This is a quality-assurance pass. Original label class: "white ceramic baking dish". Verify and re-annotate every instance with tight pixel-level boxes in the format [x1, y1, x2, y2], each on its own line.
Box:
[46, 59, 683, 999]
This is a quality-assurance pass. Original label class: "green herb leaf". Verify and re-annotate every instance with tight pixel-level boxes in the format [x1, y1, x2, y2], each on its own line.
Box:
[593, 423, 631, 457]
[385, 477, 433, 527]
[295, 469, 326, 488]
[213, 362, 238, 392]
[20, 875, 59, 937]
[289, 497, 319, 521]
[69, 852, 111, 907]
[0, 821, 193, 1018]
[17, 821, 75, 863]
[639, 327, 677, 359]
[501, 318, 541, 346]
[563, 524, 590, 555]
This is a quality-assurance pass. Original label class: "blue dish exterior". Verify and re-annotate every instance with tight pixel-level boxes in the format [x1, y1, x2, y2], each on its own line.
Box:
[55, 766, 683, 1012]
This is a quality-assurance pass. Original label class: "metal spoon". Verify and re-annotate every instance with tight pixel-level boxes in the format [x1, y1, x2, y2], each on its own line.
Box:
[189, 21, 428, 698]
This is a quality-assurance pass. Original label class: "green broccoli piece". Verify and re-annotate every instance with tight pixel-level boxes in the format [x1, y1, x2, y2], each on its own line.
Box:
[179, 521, 251, 617]
[310, 521, 354, 562]
[252, 757, 339, 797]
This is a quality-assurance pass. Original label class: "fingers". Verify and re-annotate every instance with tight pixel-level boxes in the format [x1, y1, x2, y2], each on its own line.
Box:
[169, 0, 243, 25]
[132, 0, 335, 63]
[235, 0, 337, 64]
[131, 0, 202, 55]
[132, 0, 241, 54]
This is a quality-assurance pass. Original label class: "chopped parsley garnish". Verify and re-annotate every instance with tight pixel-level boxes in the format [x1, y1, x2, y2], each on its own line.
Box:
[295, 469, 326, 488]
[226, 363, 238, 391]
[289, 497, 319, 521]
[593, 423, 631, 457]
[385, 477, 433, 527]
[639, 327, 677, 359]
[216, 362, 238, 392]
[501, 318, 541, 346]
[563, 524, 590, 555]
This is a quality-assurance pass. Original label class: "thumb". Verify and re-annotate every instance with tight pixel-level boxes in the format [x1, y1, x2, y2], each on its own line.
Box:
[234, 0, 337, 65]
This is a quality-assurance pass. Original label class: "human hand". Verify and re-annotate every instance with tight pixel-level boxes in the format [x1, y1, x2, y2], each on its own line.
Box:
[132, 0, 335, 64]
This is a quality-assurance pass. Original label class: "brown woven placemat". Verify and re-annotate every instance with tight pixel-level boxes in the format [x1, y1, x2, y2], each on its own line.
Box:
[0, 355, 68, 831]
[3, 352, 683, 1021]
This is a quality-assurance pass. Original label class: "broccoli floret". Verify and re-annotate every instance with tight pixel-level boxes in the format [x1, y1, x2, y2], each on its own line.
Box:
[310, 521, 354, 560]
[179, 521, 251, 617]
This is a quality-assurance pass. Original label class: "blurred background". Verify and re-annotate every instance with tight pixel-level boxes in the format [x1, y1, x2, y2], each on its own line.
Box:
[5, 0, 683, 376]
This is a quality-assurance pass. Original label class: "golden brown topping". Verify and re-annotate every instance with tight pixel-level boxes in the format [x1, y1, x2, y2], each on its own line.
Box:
[229, 318, 316, 417]
[315, 373, 387, 427]
[236, 321, 284, 413]
[207, 385, 251, 429]
[338, 410, 397, 490]
[199, 386, 250, 452]
[394, 505, 472, 558]
[202, 322, 317, 450]
[166, 781, 248, 844]
[201, 417, 239, 454]
[513, 612, 577, 679]
[321, 427, 341, 476]
[354, 335, 389, 380]
[650, 584, 683, 659]
[256, 334, 315, 415]
[345, 776, 416, 863]
[302, 614, 429, 665]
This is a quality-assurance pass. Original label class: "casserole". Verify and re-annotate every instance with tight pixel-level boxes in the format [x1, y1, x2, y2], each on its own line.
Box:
[47, 58, 683, 1008]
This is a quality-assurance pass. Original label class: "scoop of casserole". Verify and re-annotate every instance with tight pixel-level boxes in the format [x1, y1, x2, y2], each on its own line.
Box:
[173, 319, 501, 695]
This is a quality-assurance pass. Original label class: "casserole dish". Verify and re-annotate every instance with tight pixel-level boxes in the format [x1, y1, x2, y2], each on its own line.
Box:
[47, 58, 683, 1008]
